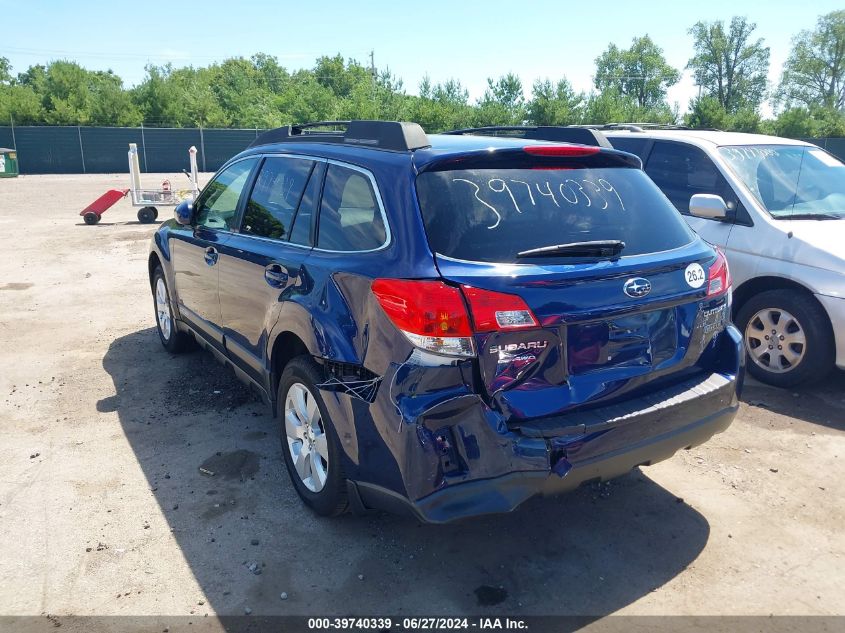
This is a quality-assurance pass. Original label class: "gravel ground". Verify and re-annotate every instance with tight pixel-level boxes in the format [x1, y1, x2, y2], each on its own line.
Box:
[0, 174, 843, 621]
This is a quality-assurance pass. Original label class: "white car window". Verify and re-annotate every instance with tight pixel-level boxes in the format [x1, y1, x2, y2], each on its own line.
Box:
[718, 145, 845, 220]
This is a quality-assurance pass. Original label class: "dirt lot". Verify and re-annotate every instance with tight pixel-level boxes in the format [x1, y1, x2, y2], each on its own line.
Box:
[1, 174, 844, 623]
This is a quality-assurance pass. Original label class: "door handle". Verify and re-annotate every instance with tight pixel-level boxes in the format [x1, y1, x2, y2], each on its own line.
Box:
[204, 246, 218, 266]
[264, 264, 288, 288]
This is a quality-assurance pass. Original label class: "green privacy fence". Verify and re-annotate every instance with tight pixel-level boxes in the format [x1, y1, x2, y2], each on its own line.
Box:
[1, 126, 844, 175]
[0, 126, 264, 174]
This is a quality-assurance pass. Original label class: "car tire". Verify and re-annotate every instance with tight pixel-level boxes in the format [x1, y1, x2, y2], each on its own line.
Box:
[736, 289, 834, 387]
[151, 266, 193, 353]
[278, 356, 348, 517]
[83, 212, 100, 225]
[138, 207, 157, 223]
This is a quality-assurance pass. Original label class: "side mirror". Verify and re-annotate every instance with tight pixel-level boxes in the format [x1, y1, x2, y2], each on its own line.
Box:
[174, 200, 195, 226]
[689, 194, 728, 220]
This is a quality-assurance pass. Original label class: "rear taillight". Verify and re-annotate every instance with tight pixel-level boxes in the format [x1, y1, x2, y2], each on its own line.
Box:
[371, 280, 540, 357]
[462, 285, 537, 332]
[371, 279, 474, 357]
[707, 249, 732, 297]
[523, 145, 601, 157]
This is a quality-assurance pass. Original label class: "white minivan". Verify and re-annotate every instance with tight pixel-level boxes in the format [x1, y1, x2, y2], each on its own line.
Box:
[603, 128, 845, 386]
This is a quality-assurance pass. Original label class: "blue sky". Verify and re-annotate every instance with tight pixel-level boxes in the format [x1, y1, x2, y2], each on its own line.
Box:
[2, 0, 842, 115]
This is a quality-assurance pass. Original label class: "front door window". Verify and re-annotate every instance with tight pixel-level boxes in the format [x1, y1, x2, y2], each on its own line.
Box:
[194, 159, 258, 230]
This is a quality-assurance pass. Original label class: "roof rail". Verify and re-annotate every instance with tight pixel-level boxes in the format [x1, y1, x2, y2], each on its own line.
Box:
[248, 120, 431, 152]
[443, 125, 612, 148]
[573, 123, 693, 132]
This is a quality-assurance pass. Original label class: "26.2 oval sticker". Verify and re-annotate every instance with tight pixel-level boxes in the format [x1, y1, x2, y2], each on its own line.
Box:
[685, 263, 706, 288]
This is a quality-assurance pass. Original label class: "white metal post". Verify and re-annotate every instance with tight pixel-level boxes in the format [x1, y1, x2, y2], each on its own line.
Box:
[128, 143, 142, 203]
[188, 146, 199, 198]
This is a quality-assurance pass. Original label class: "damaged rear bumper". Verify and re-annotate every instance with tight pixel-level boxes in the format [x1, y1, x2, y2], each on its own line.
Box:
[350, 369, 740, 524]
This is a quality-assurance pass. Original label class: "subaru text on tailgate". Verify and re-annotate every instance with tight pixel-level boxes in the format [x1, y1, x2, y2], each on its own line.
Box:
[148, 121, 744, 523]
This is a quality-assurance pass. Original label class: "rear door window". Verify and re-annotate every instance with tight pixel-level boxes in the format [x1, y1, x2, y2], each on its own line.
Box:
[608, 136, 650, 160]
[416, 166, 694, 263]
[317, 164, 386, 251]
[241, 157, 315, 240]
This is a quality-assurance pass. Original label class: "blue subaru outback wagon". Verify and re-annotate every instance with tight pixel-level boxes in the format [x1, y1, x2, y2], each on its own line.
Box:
[148, 121, 744, 523]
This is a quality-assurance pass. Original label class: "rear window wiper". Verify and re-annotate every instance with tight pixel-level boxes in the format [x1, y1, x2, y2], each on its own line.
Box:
[517, 240, 626, 259]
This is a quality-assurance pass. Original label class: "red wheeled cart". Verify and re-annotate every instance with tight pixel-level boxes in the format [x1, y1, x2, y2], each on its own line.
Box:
[80, 189, 130, 225]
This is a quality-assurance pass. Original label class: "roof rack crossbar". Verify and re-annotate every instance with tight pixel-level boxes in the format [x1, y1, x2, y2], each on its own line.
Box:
[442, 125, 612, 148]
[248, 120, 430, 152]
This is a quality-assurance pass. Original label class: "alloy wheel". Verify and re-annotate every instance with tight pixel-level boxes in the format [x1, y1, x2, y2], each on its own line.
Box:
[745, 308, 806, 374]
[284, 382, 329, 492]
[155, 277, 172, 341]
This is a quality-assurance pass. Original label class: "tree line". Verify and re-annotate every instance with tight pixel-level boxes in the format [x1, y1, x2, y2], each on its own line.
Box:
[1, 11, 844, 137]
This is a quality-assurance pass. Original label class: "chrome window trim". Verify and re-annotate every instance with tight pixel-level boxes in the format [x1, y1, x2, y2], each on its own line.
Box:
[314, 158, 392, 254]
[221, 152, 392, 254]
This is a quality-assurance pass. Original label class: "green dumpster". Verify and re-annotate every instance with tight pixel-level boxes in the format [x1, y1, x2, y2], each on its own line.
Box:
[0, 148, 19, 178]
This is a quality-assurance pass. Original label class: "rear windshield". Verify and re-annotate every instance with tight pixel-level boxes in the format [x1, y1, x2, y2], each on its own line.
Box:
[416, 167, 694, 263]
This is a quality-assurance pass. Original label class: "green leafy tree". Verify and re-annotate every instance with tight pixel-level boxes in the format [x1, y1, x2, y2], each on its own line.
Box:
[476, 73, 526, 125]
[314, 55, 371, 100]
[768, 107, 818, 137]
[209, 59, 257, 110]
[527, 78, 584, 125]
[181, 83, 230, 128]
[685, 95, 760, 132]
[0, 60, 42, 124]
[729, 106, 762, 132]
[584, 87, 676, 125]
[132, 64, 181, 126]
[432, 79, 469, 107]
[0, 85, 44, 125]
[337, 68, 404, 120]
[251, 53, 290, 94]
[594, 35, 680, 109]
[276, 70, 336, 124]
[584, 89, 634, 124]
[0, 57, 11, 85]
[687, 17, 770, 113]
[88, 72, 142, 126]
[778, 11, 845, 110]
[410, 76, 473, 131]
[0, 51, 795, 132]
[41, 61, 94, 124]
[685, 95, 730, 129]
[18, 65, 47, 96]
[765, 106, 845, 137]
[812, 106, 845, 135]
